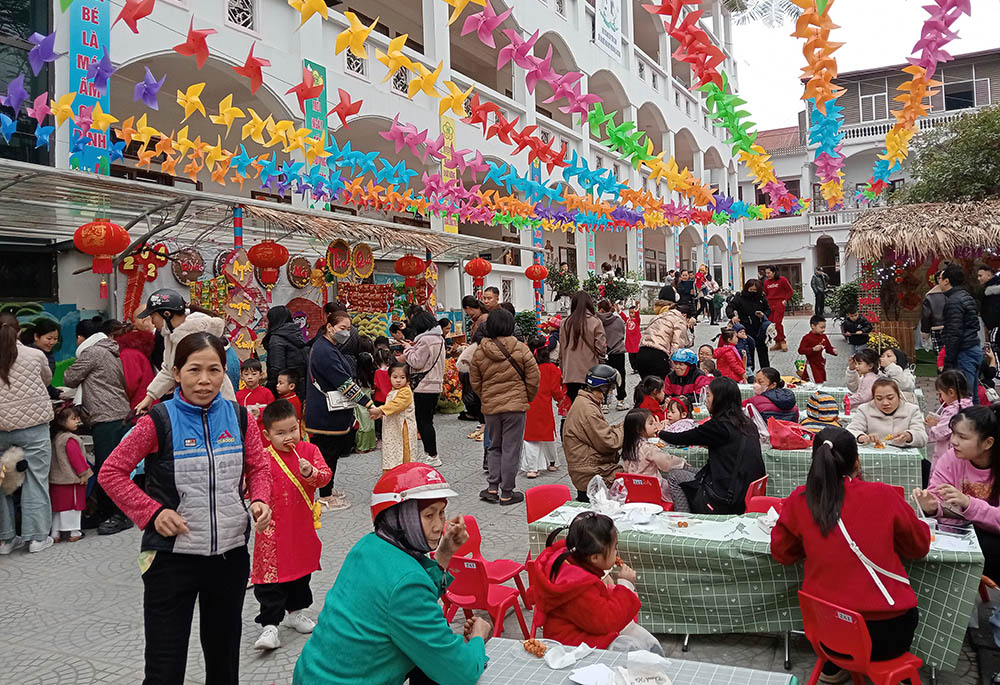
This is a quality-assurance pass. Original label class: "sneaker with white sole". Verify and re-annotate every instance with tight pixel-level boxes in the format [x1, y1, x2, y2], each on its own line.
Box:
[285, 610, 316, 634]
[423, 455, 443, 467]
[325, 496, 352, 511]
[254, 625, 281, 650]
[28, 536, 53, 553]
[0, 536, 24, 555]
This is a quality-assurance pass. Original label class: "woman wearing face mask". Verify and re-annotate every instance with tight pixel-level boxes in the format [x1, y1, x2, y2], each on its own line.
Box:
[726, 279, 772, 370]
[305, 310, 374, 511]
[133, 289, 234, 413]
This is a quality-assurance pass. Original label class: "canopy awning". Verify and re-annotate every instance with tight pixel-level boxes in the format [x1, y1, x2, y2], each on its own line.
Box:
[0, 158, 522, 262]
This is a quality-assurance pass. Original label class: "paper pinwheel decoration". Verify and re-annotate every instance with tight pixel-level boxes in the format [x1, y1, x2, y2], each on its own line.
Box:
[210, 94, 245, 134]
[26, 93, 50, 125]
[444, 0, 486, 25]
[379, 114, 417, 153]
[177, 82, 207, 121]
[438, 81, 473, 116]
[233, 43, 270, 94]
[461, 1, 512, 49]
[335, 11, 379, 60]
[2, 74, 29, 115]
[50, 92, 76, 127]
[27, 32, 60, 76]
[33, 122, 54, 149]
[462, 93, 499, 133]
[289, 0, 328, 27]
[286, 68, 324, 115]
[133, 66, 165, 109]
[0, 114, 16, 144]
[524, 46, 555, 94]
[241, 108, 271, 144]
[86, 48, 115, 93]
[114, 0, 156, 33]
[376, 35, 415, 82]
[90, 102, 118, 131]
[173, 18, 216, 69]
[408, 62, 443, 99]
[497, 29, 539, 70]
[324, 88, 360, 129]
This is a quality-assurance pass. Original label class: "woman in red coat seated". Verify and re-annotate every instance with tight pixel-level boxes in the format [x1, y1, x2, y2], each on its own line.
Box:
[771, 426, 931, 682]
[762, 266, 794, 352]
[529, 511, 662, 653]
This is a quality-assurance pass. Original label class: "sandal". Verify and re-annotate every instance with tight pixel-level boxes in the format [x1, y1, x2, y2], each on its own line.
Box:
[547, 464, 559, 472]
[479, 489, 499, 503]
[525, 471, 539, 478]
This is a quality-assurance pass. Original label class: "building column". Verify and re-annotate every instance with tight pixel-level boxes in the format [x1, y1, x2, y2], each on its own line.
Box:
[422, 0, 451, 67]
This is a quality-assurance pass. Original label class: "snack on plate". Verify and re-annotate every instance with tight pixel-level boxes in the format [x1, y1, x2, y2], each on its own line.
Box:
[873, 438, 886, 449]
[677, 520, 689, 528]
[523, 639, 548, 658]
[885, 434, 895, 443]
[615, 555, 624, 566]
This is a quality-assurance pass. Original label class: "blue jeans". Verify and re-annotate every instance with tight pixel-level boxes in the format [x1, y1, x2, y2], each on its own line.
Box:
[956, 346, 984, 404]
[0, 423, 52, 542]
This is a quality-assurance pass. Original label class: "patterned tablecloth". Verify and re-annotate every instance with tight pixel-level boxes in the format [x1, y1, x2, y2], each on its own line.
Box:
[739, 384, 927, 413]
[662, 445, 924, 501]
[481, 637, 799, 685]
[528, 502, 983, 672]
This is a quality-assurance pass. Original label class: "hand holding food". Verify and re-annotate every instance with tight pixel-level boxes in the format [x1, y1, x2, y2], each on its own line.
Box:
[936, 484, 971, 511]
[617, 562, 637, 584]
[888, 432, 911, 447]
[912, 487, 938, 515]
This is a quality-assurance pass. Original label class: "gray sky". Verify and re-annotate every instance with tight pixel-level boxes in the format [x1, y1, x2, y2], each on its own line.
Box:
[731, 0, 1000, 131]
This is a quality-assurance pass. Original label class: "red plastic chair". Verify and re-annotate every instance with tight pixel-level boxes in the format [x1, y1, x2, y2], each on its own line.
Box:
[525, 559, 547, 638]
[526, 484, 572, 524]
[746, 496, 784, 514]
[618, 473, 675, 511]
[443, 557, 529, 638]
[452, 515, 529, 607]
[798, 591, 923, 685]
[744, 474, 769, 512]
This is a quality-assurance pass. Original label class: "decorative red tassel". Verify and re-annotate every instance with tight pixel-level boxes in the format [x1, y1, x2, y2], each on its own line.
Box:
[99, 278, 109, 299]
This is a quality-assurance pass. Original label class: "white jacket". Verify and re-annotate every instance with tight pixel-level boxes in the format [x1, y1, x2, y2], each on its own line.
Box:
[845, 400, 928, 448]
[146, 312, 236, 401]
[880, 363, 917, 405]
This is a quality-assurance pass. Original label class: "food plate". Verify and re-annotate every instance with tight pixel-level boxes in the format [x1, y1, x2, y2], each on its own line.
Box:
[622, 502, 663, 515]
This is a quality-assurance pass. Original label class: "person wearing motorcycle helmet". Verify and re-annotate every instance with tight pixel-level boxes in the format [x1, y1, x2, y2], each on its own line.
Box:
[293, 463, 490, 685]
[134, 288, 235, 412]
[664, 348, 711, 408]
[563, 364, 625, 501]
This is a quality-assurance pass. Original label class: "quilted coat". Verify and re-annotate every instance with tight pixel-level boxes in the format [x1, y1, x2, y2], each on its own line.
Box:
[469, 336, 540, 415]
[638, 307, 689, 358]
[147, 312, 236, 402]
[0, 342, 53, 432]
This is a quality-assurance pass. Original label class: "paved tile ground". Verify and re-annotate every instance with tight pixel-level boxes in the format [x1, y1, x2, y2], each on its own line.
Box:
[0, 316, 974, 684]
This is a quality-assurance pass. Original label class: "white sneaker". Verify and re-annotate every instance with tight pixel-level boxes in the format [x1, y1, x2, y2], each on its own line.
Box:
[0, 536, 24, 555]
[28, 536, 53, 553]
[423, 455, 443, 467]
[616, 401, 629, 411]
[285, 610, 316, 634]
[254, 625, 281, 650]
[326, 496, 352, 511]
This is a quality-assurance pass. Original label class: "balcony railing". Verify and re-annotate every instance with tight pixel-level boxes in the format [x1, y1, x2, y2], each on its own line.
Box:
[635, 48, 666, 95]
[839, 106, 982, 144]
[809, 207, 868, 229]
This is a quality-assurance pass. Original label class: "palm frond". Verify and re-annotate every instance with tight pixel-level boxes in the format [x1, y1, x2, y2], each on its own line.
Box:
[729, 0, 803, 27]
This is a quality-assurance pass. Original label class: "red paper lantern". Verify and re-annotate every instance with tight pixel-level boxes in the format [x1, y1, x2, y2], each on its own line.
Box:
[525, 263, 548, 288]
[74, 219, 131, 299]
[248, 240, 290, 287]
[465, 257, 492, 287]
[395, 254, 425, 287]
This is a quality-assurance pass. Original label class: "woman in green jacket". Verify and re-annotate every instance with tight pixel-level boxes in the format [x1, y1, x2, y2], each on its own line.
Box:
[293, 463, 490, 684]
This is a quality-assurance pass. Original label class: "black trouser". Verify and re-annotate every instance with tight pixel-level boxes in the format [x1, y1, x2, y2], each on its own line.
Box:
[821, 607, 918, 674]
[459, 371, 483, 421]
[312, 431, 354, 497]
[976, 526, 1000, 582]
[92, 419, 129, 520]
[254, 573, 313, 626]
[814, 291, 826, 316]
[635, 346, 671, 381]
[628, 352, 639, 374]
[142, 546, 249, 685]
[607, 353, 627, 401]
[414, 392, 440, 456]
[752, 333, 770, 369]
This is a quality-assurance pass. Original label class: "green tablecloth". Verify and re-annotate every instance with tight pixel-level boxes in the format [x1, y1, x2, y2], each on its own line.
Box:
[481, 637, 798, 685]
[662, 445, 924, 501]
[529, 502, 982, 672]
[739, 384, 927, 413]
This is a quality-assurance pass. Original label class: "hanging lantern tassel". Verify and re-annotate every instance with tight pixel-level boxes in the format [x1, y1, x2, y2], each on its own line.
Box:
[99, 278, 109, 299]
[394, 255, 426, 299]
[464, 257, 493, 297]
[74, 219, 131, 300]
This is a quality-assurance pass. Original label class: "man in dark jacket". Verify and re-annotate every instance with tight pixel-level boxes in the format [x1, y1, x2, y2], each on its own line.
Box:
[810, 268, 829, 315]
[978, 264, 1000, 351]
[940, 264, 984, 402]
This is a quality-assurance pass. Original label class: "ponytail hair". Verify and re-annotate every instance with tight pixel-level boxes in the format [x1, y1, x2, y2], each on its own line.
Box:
[545, 511, 617, 581]
[0, 313, 20, 385]
[633, 375, 664, 406]
[950, 404, 1000, 504]
[806, 427, 860, 535]
[757, 367, 784, 389]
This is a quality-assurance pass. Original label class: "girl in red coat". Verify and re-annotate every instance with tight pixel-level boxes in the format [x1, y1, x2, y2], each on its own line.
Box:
[771, 426, 930, 681]
[714, 328, 746, 382]
[633, 375, 666, 421]
[113, 325, 156, 412]
[762, 266, 794, 351]
[622, 304, 642, 374]
[521, 337, 565, 478]
[529, 511, 662, 653]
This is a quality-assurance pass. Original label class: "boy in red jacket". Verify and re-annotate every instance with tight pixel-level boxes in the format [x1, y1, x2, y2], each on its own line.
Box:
[237, 358, 274, 434]
[797, 315, 837, 383]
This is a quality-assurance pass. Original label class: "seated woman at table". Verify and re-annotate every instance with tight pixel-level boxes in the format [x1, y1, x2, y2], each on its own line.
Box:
[772, 427, 931, 682]
[621, 408, 687, 503]
[846, 378, 927, 448]
[657, 377, 766, 514]
[742, 367, 799, 422]
[293, 463, 489, 685]
[914, 404, 1000, 581]
[530, 510, 662, 654]
[564, 364, 624, 502]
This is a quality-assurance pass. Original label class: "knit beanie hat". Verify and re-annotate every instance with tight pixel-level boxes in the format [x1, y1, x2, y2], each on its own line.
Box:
[805, 392, 840, 425]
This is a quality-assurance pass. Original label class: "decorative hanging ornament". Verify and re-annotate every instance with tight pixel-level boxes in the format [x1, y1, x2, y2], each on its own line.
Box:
[248, 240, 289, 301]
[525, 263, 548, 288]
[74, 219, 131, 299]
[464, 256, 492, 288]
[394, 254, 425, 288]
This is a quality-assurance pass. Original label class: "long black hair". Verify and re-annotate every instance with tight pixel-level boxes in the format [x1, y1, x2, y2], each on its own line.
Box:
[951, 404, 1000, 504]
[621, 408, 652, 463]
[633, 375, 664, 407]
[545, 511, 617, 581]
[806, 427, 860, 535]
[355, 336, 376, 388]
[756, 367, 784, 389]
[707, 377, 756, 436]
[563, 291, 595, 349]
[528, 334, 550, 364]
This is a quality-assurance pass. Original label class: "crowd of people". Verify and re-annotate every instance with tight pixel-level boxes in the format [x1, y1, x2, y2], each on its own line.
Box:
[0, 258, 998, 684]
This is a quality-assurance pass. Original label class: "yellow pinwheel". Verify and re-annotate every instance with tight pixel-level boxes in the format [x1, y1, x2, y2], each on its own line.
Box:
[438, 81, 473, 116]
[408, 62, 443, 100]
[177, 83, 207, 121]
[304, 132, 329, 166]
[335, 11, 378, 60]
[241, 108, 271, 145]
[443, 0, 486, 26]
[265, 119, 295, 148]
[204, 136, 229, 172]
[50, 92, 76, 127]
[90, 102, 118, 132]
[289, 0, 328, 27]
[376, 34, 414, 82]
[209, 94, 245, 135]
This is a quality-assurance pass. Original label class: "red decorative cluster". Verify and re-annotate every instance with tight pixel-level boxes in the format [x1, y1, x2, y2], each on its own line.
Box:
[464, 95, 569, 173]
[394, 254, 426, 287]
[643, 1, 724, 89]
[338, 282, 395, 313]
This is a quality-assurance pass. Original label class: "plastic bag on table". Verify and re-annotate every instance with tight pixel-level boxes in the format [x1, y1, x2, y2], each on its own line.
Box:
[587, 475, 625, 515]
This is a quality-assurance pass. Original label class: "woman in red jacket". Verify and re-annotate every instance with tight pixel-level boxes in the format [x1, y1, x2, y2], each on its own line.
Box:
[529, 511, 661, 653]
[762, 266, 794, 352]
[771, 426, 931, 682]
[112, 323, 156, 412]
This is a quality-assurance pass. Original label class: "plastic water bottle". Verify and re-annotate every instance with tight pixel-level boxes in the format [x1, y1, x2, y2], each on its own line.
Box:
[844, 395, 851, 416]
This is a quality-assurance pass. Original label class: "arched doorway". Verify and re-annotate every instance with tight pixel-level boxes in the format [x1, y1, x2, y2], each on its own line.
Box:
[815, 236, 841, 286]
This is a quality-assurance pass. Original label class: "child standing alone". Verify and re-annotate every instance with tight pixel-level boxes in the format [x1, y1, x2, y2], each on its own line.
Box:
[253, 400, 332, 651]
[238, 358, 274, 434]
[797, 315, 837, 384]
[369, 363, 418, 476]
[49, 404, 92, 542]
[521, 336, 565, 478]
[714, 328, 746, 382]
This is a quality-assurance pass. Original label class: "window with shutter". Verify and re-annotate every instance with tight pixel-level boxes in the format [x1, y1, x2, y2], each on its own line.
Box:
[975, 78, 991, 107]
[944, 81, 975, 110]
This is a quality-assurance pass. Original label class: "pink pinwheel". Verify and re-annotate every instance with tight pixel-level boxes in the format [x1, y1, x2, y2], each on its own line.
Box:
[379, 114, 418, 154]
[443, 146, 472, 174]
[497, 29, 539, 70]
[461, 1, 512, 49]
[525, 46, 555, 94]
[27, 32, 60, 76]
[908, 0, 971, 77]
[814, 147, 845, 183]
[26, 92, 50, 125]
[464, 150, 489, 181]
[423, 134, 447, 162]
[542, 71, 583, 104]
[421, 172, 445, 198]
[75, 104, 94, 136]
[558, 85, 601, 117]
[401, 127, 429, 158]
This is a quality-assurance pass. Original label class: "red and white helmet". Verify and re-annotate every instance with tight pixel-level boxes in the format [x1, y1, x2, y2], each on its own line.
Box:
[370, 463, 458, 522]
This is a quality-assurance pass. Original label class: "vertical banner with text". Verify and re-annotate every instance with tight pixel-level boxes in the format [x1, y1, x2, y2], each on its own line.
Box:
[303, 59, 328, 210]
[673, 226, 681, 269]
[595, 0, 623, 61]
[727, 226, 734, 289]
[69, 0, 110, 173]
[440, 116, 458, 234]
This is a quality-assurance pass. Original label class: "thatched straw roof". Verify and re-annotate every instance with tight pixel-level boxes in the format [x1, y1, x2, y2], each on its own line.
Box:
[846, 198, 1000, 261]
